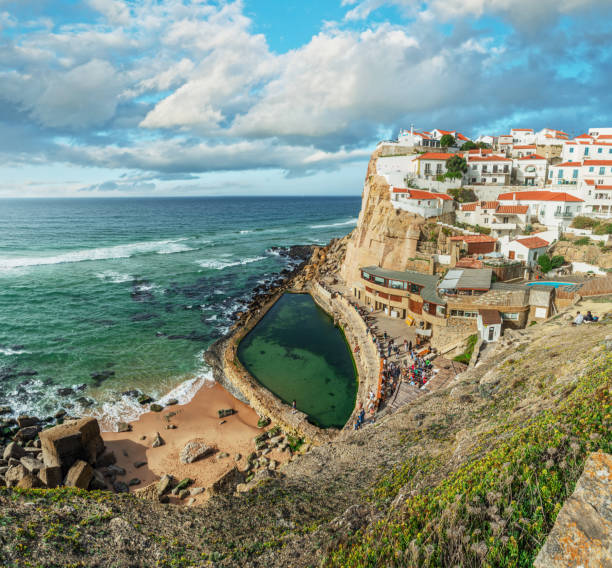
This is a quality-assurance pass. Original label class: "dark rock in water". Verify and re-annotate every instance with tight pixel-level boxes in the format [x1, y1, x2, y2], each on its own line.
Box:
[131, 312, 159, 322]
[155, 331, 166, 337]
[16, 416, 38, 428]
[0, 406, 12, 415]
[150, 404, 163, 413]
[90, 370, 115, 385]
[166, 398, 178, 406]
[75, 383, 87, 391]
[16, 369, 38, 377]
[10, 345, 25, 351]
[57, 387, 74, 397]
[76, 397, 94, 408]
[121, 390, 140, 398]
[128, 478, 141, 486]
[14, 426, 39, 442]
[54, 410, 67, 419]
[167, 331, 208, 342]
[134, 461, 147, 469]
[218, 409, 236, 419]
[137, 394, 153, 405]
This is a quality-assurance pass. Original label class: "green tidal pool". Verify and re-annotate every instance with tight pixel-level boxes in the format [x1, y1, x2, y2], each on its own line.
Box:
[237, 293, 357, 428]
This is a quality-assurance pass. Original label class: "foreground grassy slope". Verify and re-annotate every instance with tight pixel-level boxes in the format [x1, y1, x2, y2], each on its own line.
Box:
[1, 306, 611, 567]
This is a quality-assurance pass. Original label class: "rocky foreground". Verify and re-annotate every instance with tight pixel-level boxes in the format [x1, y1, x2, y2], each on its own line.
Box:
[1, 297, 611, 566]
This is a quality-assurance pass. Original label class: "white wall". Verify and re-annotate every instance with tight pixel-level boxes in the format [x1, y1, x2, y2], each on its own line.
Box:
[571, 262, 607, 275]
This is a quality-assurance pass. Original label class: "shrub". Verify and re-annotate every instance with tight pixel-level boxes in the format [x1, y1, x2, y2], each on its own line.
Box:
[574, 237, 591, 246]
[453, 334, 478, 364]
[570, 216, 598, 229]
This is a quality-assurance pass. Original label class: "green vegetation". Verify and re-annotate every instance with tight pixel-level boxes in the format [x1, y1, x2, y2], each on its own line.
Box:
[445, 155, 468, 180]
[447, 187, 477, 203]
[574, 237, 592, 246]
[537, 254, 565, 273]
[570, 216, 612, 235]
[327, 353, 612, 568]
[453, 334, 479, 364]
[440, 134, 456, 147]
[287, 434, 304, 452]
[454, 221, 491, 235]
[460, 141, 491, 151]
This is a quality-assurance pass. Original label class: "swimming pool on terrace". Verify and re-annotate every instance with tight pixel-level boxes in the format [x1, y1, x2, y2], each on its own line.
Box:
[236, 293, 357, 429]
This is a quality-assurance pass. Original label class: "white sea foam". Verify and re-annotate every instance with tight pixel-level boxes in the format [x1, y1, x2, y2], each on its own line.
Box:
[92, 360, 215, 432]
[0, 347, 28, 356]
[239, 230, 251, 234]
[96, 270, 132, 283]
[309, 218, 358, 229]
[0, 238, 192, 270]
[196, 256, 267, 270]
[156, 242, 196, 254]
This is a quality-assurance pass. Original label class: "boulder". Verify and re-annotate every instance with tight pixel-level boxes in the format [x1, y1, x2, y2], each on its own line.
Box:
[172, 477, 193, 494]
[151, 432, 164, 448]
[117, 422, 131, 433]
[3, 442, 25, 461]
[64, 460, 93, 489]
[179, 440, 213, 464]
[210, 467, 244, 496]
[5, 464, 28, 487]
[113, 481, 129, 493]
[16, 473, 44, 489]
[38, 466, 62, 488]
[14, 426, 39, 442]
[95, 450, 117, 468]
[20, 456, 44, 474]
[39, 417, 104, 475]
[89, 469, 107, 490]
[156, 474, 174, 497]
[150, 404, 163, 413]
[16, 416, 38, 428]
[137, 394, 153, 405]
[134, 482, 158, 500]
[165, 399, 178, 406]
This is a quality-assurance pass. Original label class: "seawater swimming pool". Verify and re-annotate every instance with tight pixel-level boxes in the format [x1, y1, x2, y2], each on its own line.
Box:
[237, 293, 357, 429]
[525, 281, 576, 288]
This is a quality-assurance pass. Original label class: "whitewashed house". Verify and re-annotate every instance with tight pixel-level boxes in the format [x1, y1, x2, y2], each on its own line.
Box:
[512, 154, 548, 186]
[430, 129, 470, 144]
[415, 152, 456, 179]
[390, 188, 454, 218]
[497, 191, 584, 231]
[535, 128, 569, 146]
[475, 135, 496, 147]
[397, 128, 440, 148]
[498, 135, 514, 153]
[500, 236, 549, 267]
[376, 154, 420, 187]
[457, 201, 529, 237]
[510, 128, 536, 145]
[465, 155, 512, 185]
[477, 310, 502, 342]
[511, 145, 537, 158]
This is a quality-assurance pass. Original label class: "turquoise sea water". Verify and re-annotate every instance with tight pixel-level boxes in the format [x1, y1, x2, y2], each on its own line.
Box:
[524, 282, 574, 288]
[0, 197, 360, 426]
[237, 294, 357, 429]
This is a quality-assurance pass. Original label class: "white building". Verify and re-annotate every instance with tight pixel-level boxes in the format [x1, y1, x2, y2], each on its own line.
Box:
[465, 155, 512, 185]
[511, 144, 537, 158]
[513, 154, 548, 186]
[475, 135, 496, 147]
[457, 201, 529, 237]
[390, 188, 454, 218]
[588, 127, 612, 138]
[430, 129, 470, 144]
[534, 128, 569, 146]
[477, 310, 502, 343]
[498, 135, 513, 153]
[497, 190, 584, 231]
[510, 128, 536, 145]
[397, 128, 440, 148]
[376, 154, 420, 187]
[500, 236, 549, 267]
[415, 152, 456, 179]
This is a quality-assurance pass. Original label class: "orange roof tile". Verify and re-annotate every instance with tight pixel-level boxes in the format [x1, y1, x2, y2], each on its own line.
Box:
[596, 185, 612, 190]
[450, 235, 497, 243]
[584, 160, 612, 166]
[495, 205, 528, 214]
[498, 191, 583, 203]
[518, 154, 546, 160]
[392, 188, 453, 200]
[480, 201, 500, 209]
[515, 236, 549, 249]
[513, 145, 537, 149]
[584, 179, 595, 185]
[460, 202, 477, 211]
[468, 155, 511, 162]
[511, 128, 534, 132]
[554, 161, 582, 167]
[417, 152, 456, 160]
[596, 135, 612, 139]
[575, 133, 593, 139]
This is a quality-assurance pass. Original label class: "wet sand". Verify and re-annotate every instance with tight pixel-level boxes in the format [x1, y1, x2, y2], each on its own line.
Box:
[101, 381, 289, 505]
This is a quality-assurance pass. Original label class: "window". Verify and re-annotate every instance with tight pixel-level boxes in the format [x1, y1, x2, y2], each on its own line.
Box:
[362, 271, 370, 280]
[471, 178, 476, 183]
[409, 283, 420, 294]
[472, 164, 477, 170]
[423, 303, 430, 312]
[589, 167, 595, 172]
[389, 280, 406, 290]
[503, 217, 509, 223]
[504, 165, 509, 173]
[600, 167, 605, 175]
[501, 312, 519, 320]
[482, 165, 488, 173]
[465, 212, 471, 217]
[569, 147, 574, 153]
[436, 164, 443, 174]
[558, 169, 563, 178]
[493, 165, 498, 173]
[549, 171, 553, 178]
[483, 218, 489, 224]
[450, 310, 477, 318]
[374, 276, 385, 285]
[598, 148, 603, 153]
[492, 178, 497, 183]
[572, 169, 578, 179]
[424, 164, 431, 174]
[585, 148, 589, 156]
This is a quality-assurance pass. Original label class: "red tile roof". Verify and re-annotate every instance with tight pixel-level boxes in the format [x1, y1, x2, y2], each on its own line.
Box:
[511, 128, 534, 132]
[596, 135, 612, 139]
[392, 188, 453, 200]
[496, 205, 528, 214]
[450, 235, 497, 243]
[518, 154, 546, 160]
[554, 161, 582, 167]
[575, 133, 593, 139]
[468, 155, 511, 162]
[584, 160, 612, 166]
[417, 152, 456, 160]
[515, 236, 549, 249]
[498, 191, 584, 203]
[460, 202, 477, 211]
[513, 145, 537, 149]
[585, 179, 595, 185]
[467, 148, 493, 154]
[596, 185, 612, 190]
[480, 201, 500, 209]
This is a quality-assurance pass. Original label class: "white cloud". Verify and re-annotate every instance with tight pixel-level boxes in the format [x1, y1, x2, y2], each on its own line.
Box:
[87, 0, 131, 26]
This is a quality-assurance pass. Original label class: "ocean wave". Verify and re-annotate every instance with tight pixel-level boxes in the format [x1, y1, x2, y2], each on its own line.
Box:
[309, 218, 358, 229]
[156, 243, 196, 254]
[0, 238, 193, 270]
[0, 347, 28, 356]
[239, 230, 251, 235]
[196, 256, 267, 271]
[96, 270, 132, 283]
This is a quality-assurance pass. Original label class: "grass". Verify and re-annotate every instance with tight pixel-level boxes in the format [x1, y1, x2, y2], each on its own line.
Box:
[453, 334, 479, 364]
[326, 351, 612, 568]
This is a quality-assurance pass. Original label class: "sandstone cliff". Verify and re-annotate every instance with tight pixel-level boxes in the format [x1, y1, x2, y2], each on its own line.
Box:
[551, 240, 612, 270]
[341, 148, 453, 284]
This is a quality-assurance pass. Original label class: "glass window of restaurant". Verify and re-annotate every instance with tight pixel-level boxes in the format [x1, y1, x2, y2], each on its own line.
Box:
[389, 280, 406, 290]
[374, 276, 385, 285]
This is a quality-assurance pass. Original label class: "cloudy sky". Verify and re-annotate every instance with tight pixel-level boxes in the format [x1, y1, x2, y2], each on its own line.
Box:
[0, 0, 610, 198]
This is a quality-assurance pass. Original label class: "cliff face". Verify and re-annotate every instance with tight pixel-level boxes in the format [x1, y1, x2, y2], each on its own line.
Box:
[340, 149, 427, 284]
[551, 240, 612, 269]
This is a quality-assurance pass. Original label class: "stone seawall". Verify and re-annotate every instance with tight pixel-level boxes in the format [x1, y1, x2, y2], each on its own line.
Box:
[308, 282, 381, 432]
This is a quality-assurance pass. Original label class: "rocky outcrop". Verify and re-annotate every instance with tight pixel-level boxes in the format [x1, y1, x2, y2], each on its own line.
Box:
[551, 240, 612, 269]
[535, 451, 612, 568]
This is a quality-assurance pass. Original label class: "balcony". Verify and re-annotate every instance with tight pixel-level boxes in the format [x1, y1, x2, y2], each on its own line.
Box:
[489, 223, 517, 231]
[553, 211, 574, 218]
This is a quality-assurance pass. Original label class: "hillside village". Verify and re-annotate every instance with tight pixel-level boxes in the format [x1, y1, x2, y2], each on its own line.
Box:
[336, 125, 612, 352]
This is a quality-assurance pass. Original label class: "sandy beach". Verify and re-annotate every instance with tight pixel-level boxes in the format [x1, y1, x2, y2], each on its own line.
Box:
[101, 381, 290, 505]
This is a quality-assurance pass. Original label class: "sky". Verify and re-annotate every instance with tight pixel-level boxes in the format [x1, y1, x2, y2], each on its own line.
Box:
[0, 0, 611, 198]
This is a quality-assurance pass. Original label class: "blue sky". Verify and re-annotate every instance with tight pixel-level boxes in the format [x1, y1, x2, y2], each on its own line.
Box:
[0, 0, 610, 198]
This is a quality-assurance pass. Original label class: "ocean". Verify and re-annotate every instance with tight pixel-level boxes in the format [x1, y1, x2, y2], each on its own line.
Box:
[0, 196, 360, 428]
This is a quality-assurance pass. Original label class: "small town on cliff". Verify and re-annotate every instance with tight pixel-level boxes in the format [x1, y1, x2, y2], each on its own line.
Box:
[330, 125, 612, 359]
